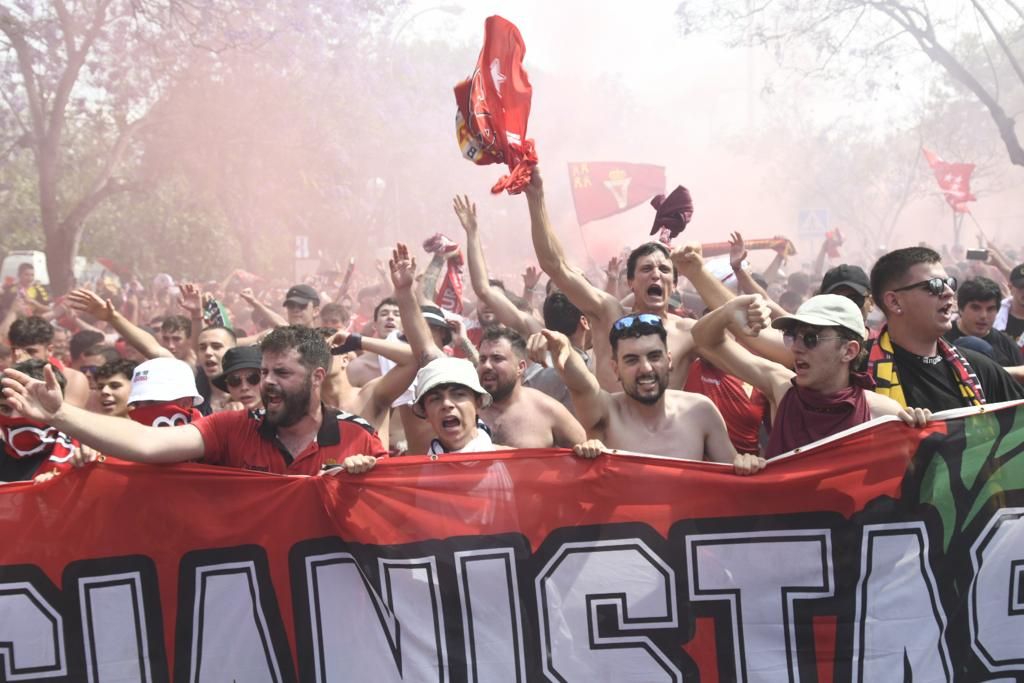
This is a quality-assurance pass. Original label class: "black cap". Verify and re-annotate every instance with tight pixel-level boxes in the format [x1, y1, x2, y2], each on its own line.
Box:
[1010, 264, 1024, 286]
[283, 284, 320, 307]
[421, 305, 453, 346]
[819, 264, 870, 297]
[212, 345, 262, 391]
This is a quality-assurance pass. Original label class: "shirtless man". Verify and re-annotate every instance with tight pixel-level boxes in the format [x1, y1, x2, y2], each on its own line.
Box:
[528, 313, 757, 472]
[322, 329, 417, 452]
[345, 298, 402, 387]
[525, 168, 729, 391]
[476, 326, 585, 448]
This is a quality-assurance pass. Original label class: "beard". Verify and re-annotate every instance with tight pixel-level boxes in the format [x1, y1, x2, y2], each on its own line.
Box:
[262, 375, 312, 427]
[623, 370, 668, 405]
[483, 373, 517, 403]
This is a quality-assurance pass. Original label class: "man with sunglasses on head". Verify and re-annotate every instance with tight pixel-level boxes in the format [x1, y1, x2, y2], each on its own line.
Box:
[866, 247, 1023, 412]
[527, 312, 760, 472]
[693, 294, 929, 458]
[524, 169, 734, 392]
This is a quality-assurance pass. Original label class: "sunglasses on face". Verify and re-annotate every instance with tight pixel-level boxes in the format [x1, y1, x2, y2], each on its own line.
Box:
[284, 302, 309, 311]
[226, 371, 261, 388]
[782, 330, 844, 349]
[80, 365, 100, 377]
[612, 313, 664, 332]
[892, 276, 957, 296]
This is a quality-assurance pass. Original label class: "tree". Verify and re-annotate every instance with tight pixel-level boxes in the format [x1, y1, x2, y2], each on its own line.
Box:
[0, 0, 298, 294]
[677, 0, 1024, 167]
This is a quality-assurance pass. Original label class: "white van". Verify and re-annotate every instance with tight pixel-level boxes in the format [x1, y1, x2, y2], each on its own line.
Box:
[0, 250, 49, 286]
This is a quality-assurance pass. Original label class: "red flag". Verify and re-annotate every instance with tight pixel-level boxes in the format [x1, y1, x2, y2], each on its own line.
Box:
[569, 162, 666, 225]
[922, 147, 976, 212]
[423, 233, 464, 314]
[454, 16, 535, 195]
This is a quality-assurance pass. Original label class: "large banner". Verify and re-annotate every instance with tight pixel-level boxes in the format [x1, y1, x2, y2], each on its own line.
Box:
[2, 402, 1024, 681]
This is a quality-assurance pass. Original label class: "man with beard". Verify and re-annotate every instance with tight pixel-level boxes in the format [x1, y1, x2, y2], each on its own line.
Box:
[527, 313, 749, 466]
[476, 326, 584, 448]
[866, 247, 1023, 412]
[524, 168, 728, 391]
[0, 326, 386, 474]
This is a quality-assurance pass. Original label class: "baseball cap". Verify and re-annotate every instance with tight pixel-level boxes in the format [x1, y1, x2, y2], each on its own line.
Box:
[819, 264, 870, 297]
[771, 294, 867, 339]
[1010, 264, 1024, 287]
[412, 357, 492, 408]
[212, 345, 262, 392]
[421, 305, 453, 346]
[128, 357, 203, 406]
[282, 284, 320, 307]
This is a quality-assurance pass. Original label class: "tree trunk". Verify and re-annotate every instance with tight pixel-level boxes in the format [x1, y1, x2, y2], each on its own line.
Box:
[44, 224, 81, 296]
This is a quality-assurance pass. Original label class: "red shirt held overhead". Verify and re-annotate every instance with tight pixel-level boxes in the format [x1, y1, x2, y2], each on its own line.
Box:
[193, 405, 386, 475]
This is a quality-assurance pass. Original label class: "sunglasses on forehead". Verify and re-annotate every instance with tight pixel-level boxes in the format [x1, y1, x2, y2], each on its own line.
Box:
[782, 330, 845, 349]
[612, 313, 664, 331]
[226, 371, 261, 388]
[892, 276, 957, 296]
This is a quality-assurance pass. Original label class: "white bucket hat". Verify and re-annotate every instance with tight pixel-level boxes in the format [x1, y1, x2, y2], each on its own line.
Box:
[412, 357, 491, 409]
[128, 357, 204, 406]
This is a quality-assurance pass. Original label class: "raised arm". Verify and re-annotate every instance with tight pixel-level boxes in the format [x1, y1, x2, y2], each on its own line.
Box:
[390, 242, 444, 367]
[527, 329, 608, 432]
[1, 365, 205, 463]
[690, 295, 793, 405]
[67, 288, 173, 360]
[524, 168, 620, 322]
[238, 288, 288, 328]
[453, 194, 541, 337]
[178, 283, 204, 359]
[729, 232, 789, 319]
[330, 330, 418, 416]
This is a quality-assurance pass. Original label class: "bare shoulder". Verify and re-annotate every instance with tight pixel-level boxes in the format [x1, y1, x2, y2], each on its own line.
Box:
[667, 389, 715, 412]
[865, 390, 903, 417]
[666, 313, 696, 331]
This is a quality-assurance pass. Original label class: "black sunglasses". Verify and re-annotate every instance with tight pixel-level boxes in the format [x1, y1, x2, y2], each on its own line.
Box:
[782, 330, 844, 349]
[613, 313, 664, 331]
[892, 276, 957, 296]
[226, 370, 261, 388]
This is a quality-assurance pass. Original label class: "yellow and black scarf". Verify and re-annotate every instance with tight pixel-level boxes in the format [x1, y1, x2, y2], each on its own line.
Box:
[866, 326, 984, 408]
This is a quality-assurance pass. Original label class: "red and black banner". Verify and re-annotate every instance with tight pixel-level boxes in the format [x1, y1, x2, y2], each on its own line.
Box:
[2, 402, 1024, 681]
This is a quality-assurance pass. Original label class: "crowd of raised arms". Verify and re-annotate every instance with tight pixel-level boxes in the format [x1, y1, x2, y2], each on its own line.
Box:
[1, 168, 1023, 484]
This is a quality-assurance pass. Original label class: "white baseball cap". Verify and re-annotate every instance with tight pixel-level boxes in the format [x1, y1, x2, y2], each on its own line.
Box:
[128, 357, 204, 406]
[771, 294, 868, 339]
[412, 357, 491, 408]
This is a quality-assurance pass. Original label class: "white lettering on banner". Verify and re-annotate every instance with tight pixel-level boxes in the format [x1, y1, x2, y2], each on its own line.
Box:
[454, 549, 527, 683]
[303, 552, 446, 682]
[686, 530, 833, 683]
[970, 508, 1024, 673]
[0, 581, 66, 680]
[852, 523, 952, 682]
[78, 572, 153, 683]
[188, 561, 285, 683]
[536, 540, 683, 683]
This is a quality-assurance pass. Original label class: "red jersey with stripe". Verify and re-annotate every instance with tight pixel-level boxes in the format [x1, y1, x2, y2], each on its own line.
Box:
[193, 405, 386, 475]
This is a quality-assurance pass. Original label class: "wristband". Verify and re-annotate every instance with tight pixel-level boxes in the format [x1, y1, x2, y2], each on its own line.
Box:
[331, 333, 362, 355]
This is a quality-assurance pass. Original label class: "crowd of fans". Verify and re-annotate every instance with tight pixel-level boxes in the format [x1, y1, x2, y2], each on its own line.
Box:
[1, 166, 1022, 483]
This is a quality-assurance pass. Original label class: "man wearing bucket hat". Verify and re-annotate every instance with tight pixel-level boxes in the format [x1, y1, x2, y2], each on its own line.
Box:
[212, 346, 263, 411]
[126, 357, 204, 427]
[692, 294, 930, 460]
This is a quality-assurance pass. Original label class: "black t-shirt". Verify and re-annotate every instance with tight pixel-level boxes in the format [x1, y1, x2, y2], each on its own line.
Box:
[944, 325, 1024, 367]
[1006, 313, 1024, 343]
[890, 343, 1024, 412]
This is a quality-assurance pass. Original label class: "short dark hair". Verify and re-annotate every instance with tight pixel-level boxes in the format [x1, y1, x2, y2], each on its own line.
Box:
[17, 263, 33, 274]
[84, 344, 122, 365]
[870, 247, 942, 315]
[543, 292, 583, 336]
[260, 325, 330, 373]
[9, 316, 54, 347]
[626, 242, 677, 283]
[161, 315, 192, 337]
[320, 302, 350, 325]
[12, 359, 66, 392]
[479, 326, 527, 360]
[609, 314, 667, 355]
[200, 325, 238, 343]
[94, 358, 138, 382]
[957, 276, 1001, 310]
[373, 297, 399, 321]
[70, 330, 105, 360]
